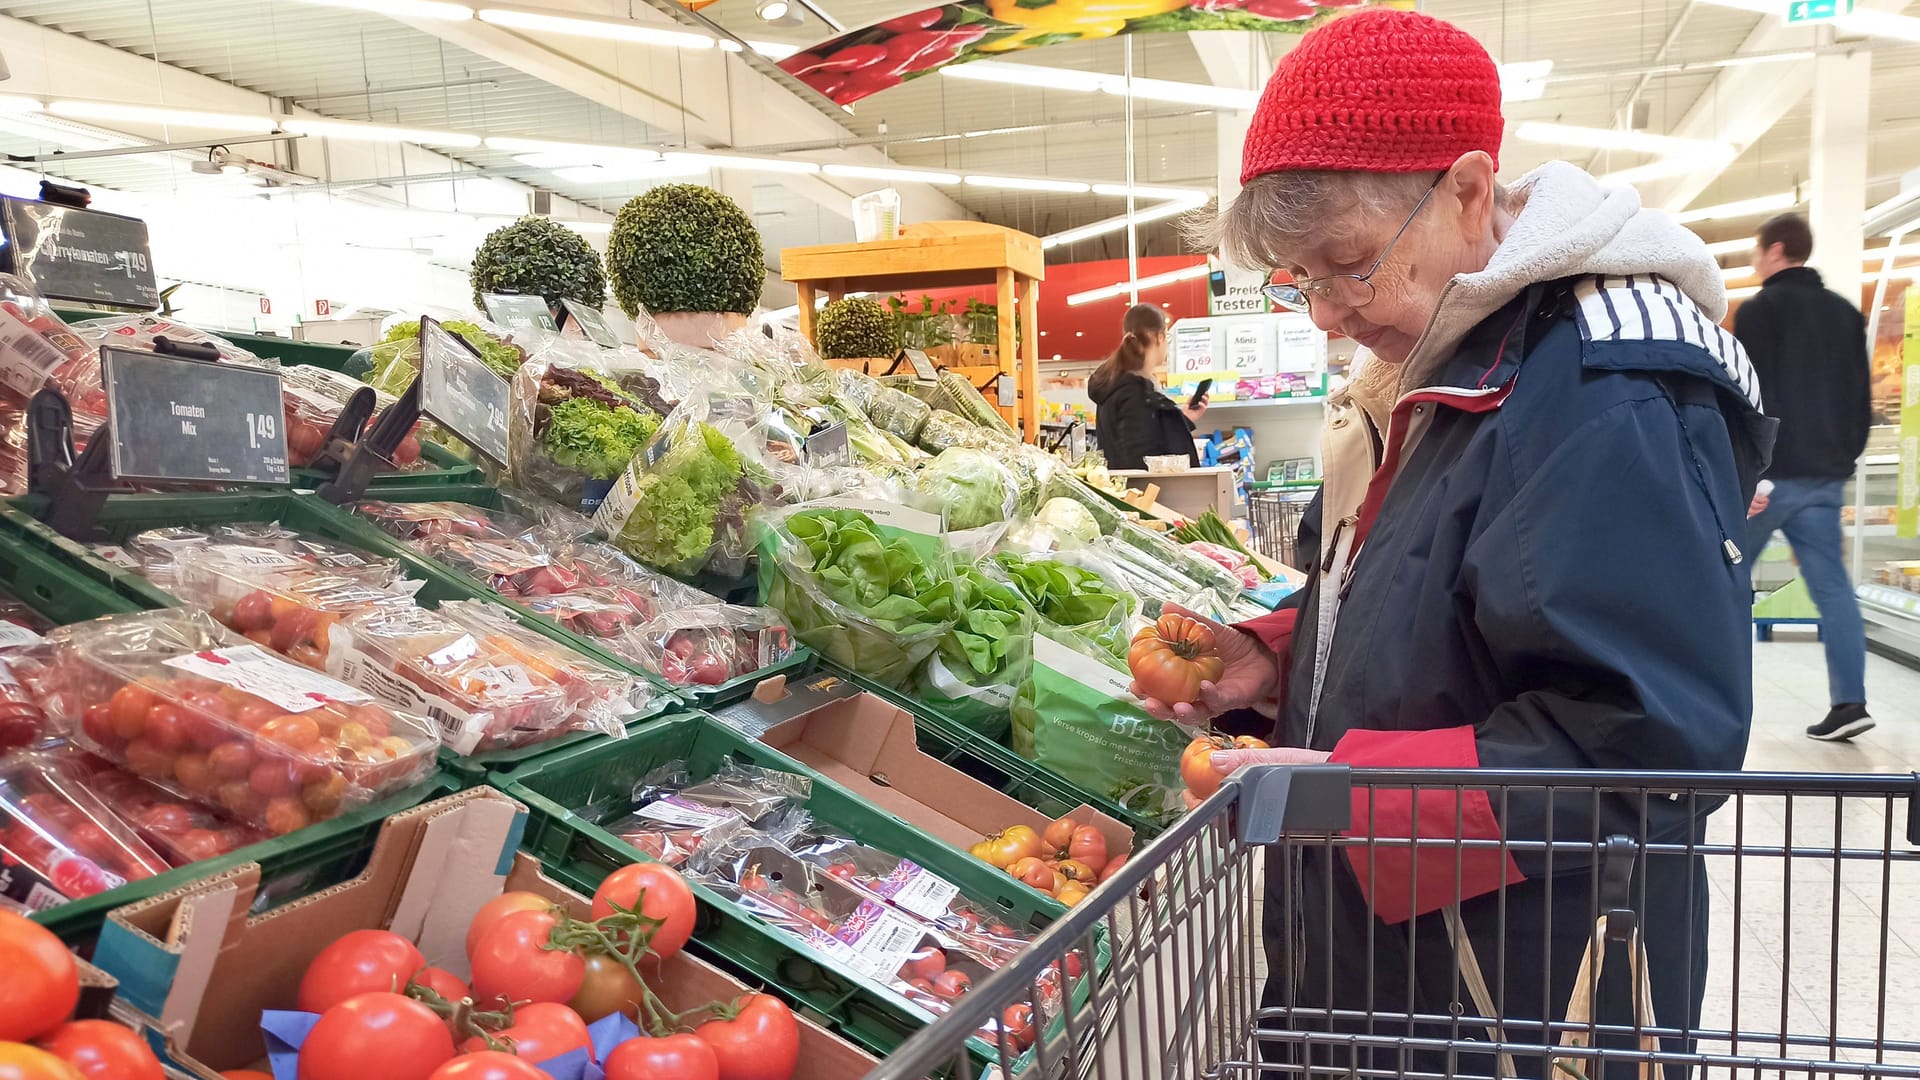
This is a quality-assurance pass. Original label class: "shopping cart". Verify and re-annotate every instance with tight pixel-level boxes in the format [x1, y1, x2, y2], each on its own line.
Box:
[1247, 488, 1314, 569]
[864, 765, 1920, 1080]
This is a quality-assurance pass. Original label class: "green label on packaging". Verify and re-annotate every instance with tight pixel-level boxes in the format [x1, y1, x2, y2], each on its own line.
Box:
[1013, 633, 1187, 821]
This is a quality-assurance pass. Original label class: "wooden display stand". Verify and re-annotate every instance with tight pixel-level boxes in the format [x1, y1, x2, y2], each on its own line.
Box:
[782, 221, 1044, 441]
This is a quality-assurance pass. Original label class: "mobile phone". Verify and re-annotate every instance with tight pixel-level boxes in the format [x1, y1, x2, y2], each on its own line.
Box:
[1188, 378, 1213, 407]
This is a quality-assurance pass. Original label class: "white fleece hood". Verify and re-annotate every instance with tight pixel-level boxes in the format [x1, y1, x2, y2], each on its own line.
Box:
[1399, 160, 1728, 389]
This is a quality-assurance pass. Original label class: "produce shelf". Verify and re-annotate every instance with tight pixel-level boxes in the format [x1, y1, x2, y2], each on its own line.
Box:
[290, 439, 485, 489]
[502, 711, 1105, 1074]
[34, 770, 462, 947]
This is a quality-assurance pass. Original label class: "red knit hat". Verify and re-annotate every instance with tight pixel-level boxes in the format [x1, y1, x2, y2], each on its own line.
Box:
[1240, 8, 1503, 184]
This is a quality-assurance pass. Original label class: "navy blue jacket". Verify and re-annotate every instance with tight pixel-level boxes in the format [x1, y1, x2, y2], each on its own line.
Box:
[1249, 276, 1774, 1077]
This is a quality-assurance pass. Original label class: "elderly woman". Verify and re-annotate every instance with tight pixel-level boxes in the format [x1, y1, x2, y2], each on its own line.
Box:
[1139, 8, 1773, 1077]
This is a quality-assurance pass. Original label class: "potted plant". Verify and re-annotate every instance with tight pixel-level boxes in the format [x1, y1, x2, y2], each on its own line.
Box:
[468, 215, 608, 316]
[606, 184, 765, 348]
[816, 296, 903, 372]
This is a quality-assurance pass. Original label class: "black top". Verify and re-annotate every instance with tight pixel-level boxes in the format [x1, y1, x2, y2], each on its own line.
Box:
[1731, 265, 1871, 481]
[1086, 365, 1198, 470]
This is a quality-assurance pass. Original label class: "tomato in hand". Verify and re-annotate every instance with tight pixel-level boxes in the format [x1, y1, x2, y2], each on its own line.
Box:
[469, 910, 584, 1008]
[465, 891, 551, 960]
[297, 930, 427, 1014]
[591, 863, 695, 961]
[1128, 614, 1225, 706]
[1179, 734, 1269, 799]
[0, 911, 79, 1042]
[459, 1002, 591, 1062]
[36, 1020, 163, 1080]
[0, 1041, 83, 1080]
[297, 993, 453, 1080]
[569, 952, 646, 1023]
[602, 1034, 718, 1080]
[695, 994, 799, 1080]
[426, 1052, 548, 1080]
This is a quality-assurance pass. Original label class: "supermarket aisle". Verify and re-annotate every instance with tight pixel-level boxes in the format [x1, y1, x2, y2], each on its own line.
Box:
[1747, 636, 1920, 771]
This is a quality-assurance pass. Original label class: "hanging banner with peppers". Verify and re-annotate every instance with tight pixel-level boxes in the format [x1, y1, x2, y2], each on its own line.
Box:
[780, 0, 1409, 106]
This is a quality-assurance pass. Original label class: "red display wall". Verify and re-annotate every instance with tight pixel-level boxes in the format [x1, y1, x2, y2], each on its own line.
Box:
[906, 254, 1210, 364]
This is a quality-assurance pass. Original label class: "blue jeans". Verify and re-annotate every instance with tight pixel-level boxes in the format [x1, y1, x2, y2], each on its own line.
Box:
[1745, 477, 1868, 705]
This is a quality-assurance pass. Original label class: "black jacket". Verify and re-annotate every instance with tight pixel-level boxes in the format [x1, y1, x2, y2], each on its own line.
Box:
[1732, 265, 1870, 480]
[1087, 365, 1198, 470]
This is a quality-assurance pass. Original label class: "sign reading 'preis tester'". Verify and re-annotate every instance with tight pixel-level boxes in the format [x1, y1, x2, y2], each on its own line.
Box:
[100, 347, 289, 485]
[0, 198, 160, 311]
[418, 315, 511, 467]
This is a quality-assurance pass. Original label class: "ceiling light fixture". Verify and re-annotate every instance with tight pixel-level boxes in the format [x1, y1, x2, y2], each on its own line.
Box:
[46, 100, 279, 133]
[966, 174, 1091, 194]
[1043, 193, 1209, 249]
[1067, 263, 1210, 306]
[287, 0, 473, 19]
[755, 0, 791, 19]
[1600, 148, 1737, 186]
[747, 40, 801, 59]
[0, 95, 44, 114]
[283, 118, 482, 147]
[1700, 237, 1755, 256]
[663, 151, 820, 174]
[0, 113, 137, 151]
[1498, 59, 1554, 102]
[823, 163, 963, 185]
[1674, 192, 1798, 224]
[1513, 121, 1733, 159]
[475, 8, 716, 48]
[1090, 182, 1210, 200]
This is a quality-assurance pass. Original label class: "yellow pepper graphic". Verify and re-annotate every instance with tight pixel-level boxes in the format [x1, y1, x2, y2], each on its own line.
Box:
[979, 0, 1188, 51]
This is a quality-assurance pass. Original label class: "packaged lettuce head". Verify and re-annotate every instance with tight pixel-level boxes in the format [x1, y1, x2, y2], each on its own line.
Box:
[917, 409, 1011, 454]
[914, 564, 1036, 742]
[989, 548, 1137, 659]
[1012, 627, 1189, 821]
[591, 383, 800, 581]
[914, 447, 1020, 532]
[757, 498, 957, 687]
[508, 343, 667, 512]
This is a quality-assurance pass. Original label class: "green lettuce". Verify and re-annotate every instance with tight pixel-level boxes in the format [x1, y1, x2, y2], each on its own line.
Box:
[540, 396, 660, 480]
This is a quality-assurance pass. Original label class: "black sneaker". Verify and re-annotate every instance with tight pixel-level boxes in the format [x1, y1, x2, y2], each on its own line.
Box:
[1806, 703, 1874, 742]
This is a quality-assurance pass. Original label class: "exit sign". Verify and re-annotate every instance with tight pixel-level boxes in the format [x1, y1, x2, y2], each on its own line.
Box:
[1787, 0, 1852, 22]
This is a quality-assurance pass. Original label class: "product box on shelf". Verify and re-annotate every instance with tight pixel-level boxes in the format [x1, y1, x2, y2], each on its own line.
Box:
[92, 787, 877, 1079]
[503, 712, 1105, 1073]
[712, 672, 1135, 879]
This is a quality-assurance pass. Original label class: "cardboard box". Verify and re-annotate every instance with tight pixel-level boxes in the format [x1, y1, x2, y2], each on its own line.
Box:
[91, 788, 878, 1079]
[721, 676, 1134, 866]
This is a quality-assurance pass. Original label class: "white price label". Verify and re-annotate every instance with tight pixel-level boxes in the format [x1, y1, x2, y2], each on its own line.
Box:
[633, 796, 740, 830]
[164, 645, 373, 713]
[868, 861, 961, 921]
[833, 900, 934, 980]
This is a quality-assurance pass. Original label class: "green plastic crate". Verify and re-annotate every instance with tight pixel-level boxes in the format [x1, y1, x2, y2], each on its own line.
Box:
[35, 771, 461, 947]
[291, 439, 485, 489]
[502, 712, 1102, 1071]
[0, 491, 681, 781]
[0, 504, 149, 622]
[809, 661, 1168, 843]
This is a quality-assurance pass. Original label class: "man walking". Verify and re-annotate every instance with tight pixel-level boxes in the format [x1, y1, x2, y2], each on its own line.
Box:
[1735, 213, 1874, 741]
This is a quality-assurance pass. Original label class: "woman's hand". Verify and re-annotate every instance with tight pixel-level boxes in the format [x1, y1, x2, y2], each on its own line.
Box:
[1183, 746, 1332, 810]
[1182, 394, 1209, 424]
[1130, 603, 1278, 725]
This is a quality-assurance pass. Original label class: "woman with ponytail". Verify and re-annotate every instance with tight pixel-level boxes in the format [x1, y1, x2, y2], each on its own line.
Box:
[1086, 303, 1207, 470]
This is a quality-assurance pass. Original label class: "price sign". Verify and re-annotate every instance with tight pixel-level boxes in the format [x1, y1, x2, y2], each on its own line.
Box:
[417, 316, 511, 467]
[560, 299, 621, 349]
[804, 421, 851, 468]
[480, 293, 559, 336]
[901, 348, 938, 381]
[99, 346, 289, 485]
[0, 197, 159, 311]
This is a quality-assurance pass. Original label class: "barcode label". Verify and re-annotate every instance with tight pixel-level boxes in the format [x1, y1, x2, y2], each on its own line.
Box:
[0, 313, 68, 398]
[834, 900, 932, 980]
[870, 861, 961, 921]
[632, 796, 737, 830]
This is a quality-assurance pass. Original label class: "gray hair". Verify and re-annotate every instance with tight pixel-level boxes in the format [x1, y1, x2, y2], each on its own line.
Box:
[1188, 170, 1517, 272]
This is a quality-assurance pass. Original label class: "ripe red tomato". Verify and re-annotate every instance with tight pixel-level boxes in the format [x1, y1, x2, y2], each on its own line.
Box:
[0, 1042, 83, 1079]
[1127, 615, 1224, 706]
[469, 911, 584, 1009]
[426, 1052, 547, 1080]
[296, 930, 427, 1014]
[297, 993, 453, 1080]
[464, 891, 551, 960]
[694, 994, 798, 1080]
[898, 948, 945, 983]
[931, 969, 972, 1001]
[36, 1020, 163, 1080]
[569, 953, 645, 1023]
[458, 1002, 590, 1061]
[590, 863, 695, 961]
[0, 912, 79, 1042]
[221, 1072, 274, 1080]
[999, 1003, 1035, 1052]
[1066, 827, 1109, 874]
[602, 1034, 717, 1080]
[408, 967, 470, 1005]
[107, 685, 154, 740]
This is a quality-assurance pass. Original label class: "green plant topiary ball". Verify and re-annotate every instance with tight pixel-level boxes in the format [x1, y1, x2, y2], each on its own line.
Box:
[606, 184, 765, 318]
[817, 296, 903, 359]
[469, 215, 608, 311]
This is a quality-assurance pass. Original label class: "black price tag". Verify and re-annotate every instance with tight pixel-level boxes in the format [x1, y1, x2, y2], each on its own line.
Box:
[417, 316, 511, 467]
[0, 197, 159, 311]
[560, 299, 620, 349]
[479, 293, 558, 336]
[100, 347, 289, 485]
[804, 421, 851, 468]
[902, 348, 937, 381]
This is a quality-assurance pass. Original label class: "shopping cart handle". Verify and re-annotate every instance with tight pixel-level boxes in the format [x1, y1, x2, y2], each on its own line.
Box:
[1235, 763, 1353, 844]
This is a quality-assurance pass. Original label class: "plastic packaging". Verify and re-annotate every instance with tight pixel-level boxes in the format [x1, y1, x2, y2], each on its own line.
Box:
[0, 275, 103, 494]
[279, 364, 425, 469]
[629, 605, 793, 687]
[430, 599, 650, 747]
[912, 565, 1036, 742]
[355, 500, 539, 545]
[51, 749, 267, 866]
[604, 762, 808, 866]
[169, 543, 423, 670]
[917, 410, 1009, 454]
[914, 447, 1022, 532]
[52, 608, 440, 834]
[0, 622, 53, 752]
[507, 347, 668, 511]
[0, 749, 170, 903]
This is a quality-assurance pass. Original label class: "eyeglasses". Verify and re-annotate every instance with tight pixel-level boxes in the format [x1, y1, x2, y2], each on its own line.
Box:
[1262, 171, 1446, 314]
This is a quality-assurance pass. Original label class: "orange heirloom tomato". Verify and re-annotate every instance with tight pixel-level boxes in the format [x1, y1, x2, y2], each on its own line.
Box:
[1179, 734, 1270, 799]
[1006, 857, 1055, 892]
[1041, 817, 1076, 854]
[1055, 859, 1098, 883]
[1128, 615, 1225, 706]
[1067, 826, 1109, 873]
[1056, 882, 1092, 908]
[978, 826, 1042, 869]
